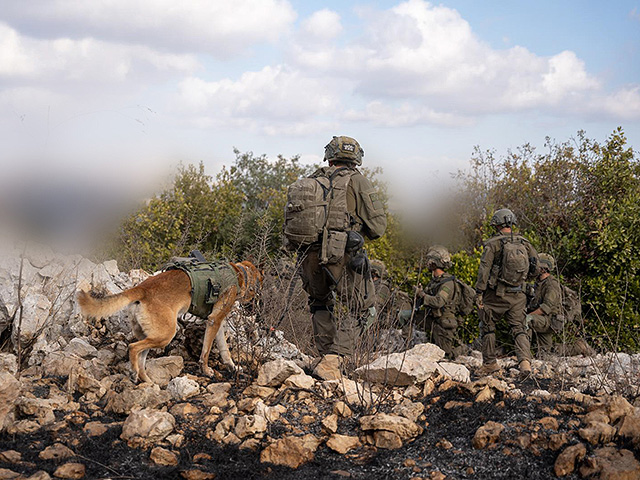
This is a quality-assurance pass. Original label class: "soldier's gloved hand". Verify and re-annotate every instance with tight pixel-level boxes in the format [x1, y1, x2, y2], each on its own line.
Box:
[414, 285, 425, 299]
[525, 314, 533, 329]
[474, 292, 484, 309]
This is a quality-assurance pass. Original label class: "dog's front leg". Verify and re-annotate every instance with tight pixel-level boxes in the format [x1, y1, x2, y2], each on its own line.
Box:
[215, 321, 238, 371]
[200, 289, 236, 377]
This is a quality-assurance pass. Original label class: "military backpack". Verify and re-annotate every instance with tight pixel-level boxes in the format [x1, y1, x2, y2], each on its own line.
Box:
[283, 166, 356, 248]
[498, 236, 530, 287]
[453, 276, 476, 316]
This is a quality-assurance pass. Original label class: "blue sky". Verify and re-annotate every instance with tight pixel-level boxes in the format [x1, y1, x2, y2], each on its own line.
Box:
[0, 0, 638, 205]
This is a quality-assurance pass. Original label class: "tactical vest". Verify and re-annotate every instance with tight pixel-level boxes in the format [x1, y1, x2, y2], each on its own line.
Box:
[165, 260, 238, 319]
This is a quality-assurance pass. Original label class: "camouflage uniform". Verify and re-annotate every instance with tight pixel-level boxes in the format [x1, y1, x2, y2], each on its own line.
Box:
[399, 274, 457, 357]
[476, 232, 538, 365]
[528, 274, 562, 356]
[299, 138, 387, 357]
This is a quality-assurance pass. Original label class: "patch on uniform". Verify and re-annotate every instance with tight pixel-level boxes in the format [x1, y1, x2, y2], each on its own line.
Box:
[342, 143, 356, 152]
[440, 286, 451, 299]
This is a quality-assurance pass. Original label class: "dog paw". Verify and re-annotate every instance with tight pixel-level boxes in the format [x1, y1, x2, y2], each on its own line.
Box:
[201, 366, 214, 377]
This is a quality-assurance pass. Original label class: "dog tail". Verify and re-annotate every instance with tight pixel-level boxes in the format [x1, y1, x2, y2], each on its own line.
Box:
[76, 287, 144, 319]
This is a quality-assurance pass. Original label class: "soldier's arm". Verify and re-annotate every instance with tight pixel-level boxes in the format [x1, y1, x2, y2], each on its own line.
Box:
[423, 280, 454, 309]
[539, 280, 561, 315]
[475, 242, 495, 292]
[352, 174, 387, 240]
[526, 241, 539, 279]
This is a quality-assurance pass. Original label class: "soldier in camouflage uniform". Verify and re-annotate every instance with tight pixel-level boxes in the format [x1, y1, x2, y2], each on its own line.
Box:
[475, 209, 538, 375]
[398, 246, 458, 358]
[526, 253, 562, 357]
[299, 136, 387, 367]
[371, 260, 392, 322]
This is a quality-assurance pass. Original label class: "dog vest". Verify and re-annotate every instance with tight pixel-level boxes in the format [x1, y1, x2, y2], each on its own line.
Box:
[164, 260, 238, 319]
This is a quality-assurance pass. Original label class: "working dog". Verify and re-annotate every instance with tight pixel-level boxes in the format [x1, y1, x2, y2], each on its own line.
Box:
[77, 261, 262, 383]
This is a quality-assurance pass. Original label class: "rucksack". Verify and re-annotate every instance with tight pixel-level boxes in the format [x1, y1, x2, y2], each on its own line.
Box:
[561, 284, 582, 323]
[453, 276, 476, 316]
[499, 237, 529, 287]
[283, 166, 355, 248]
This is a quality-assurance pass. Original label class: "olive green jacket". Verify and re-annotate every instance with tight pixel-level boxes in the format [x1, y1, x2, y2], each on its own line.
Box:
[475, 232, 538, 292]
[531, 274, 562, 317]
[420, 274, 456, 319]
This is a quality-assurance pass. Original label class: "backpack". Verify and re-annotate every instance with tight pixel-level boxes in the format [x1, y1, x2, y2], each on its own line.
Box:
[498, 237, 530, 287]
[453, 277, 476, 316]
[561, 284, 582, 323]
[283, 167, 355, 248]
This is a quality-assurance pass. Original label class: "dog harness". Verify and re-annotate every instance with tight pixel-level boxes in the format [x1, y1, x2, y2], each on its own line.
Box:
[164, 260, 239, 319]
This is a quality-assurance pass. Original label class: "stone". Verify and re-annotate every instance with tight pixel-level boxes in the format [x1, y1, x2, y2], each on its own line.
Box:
[313, 354, 343, 381]
[26, 472, 51, 480]
[254, 401, 287, 423]
[39, 443, 75, 461]
[52, 463, 85, 479]
[167, 376, 200, 401]
[42, 352, 84, 378]
[538, 416, 559, 431]
[170, 403, 200, 417]
[326, 434, 361, 454]
[321, 414, 339, 434]
[18, 397, 56, 425]
[6, 419, 40, 434]
[104, 383, 171, 414]
[146, 356, 184, 387]
[392, 399, 425, 422]
[64, 339, 98, 359]
[554, 443, 587, 477]
[333, 401, 352, 418]
[235, 415, 267, 439]
[180, 470, 216, 480]
[284, 373, 315, 390]
[472, 421, 505, 449]
[475, 386, 495, 403]
[436, 362, 470, 383]
[359, 413, 422, 446]
[617, 414, 640, 446]
[549, 433, 569, 451]
[0, 354, 18, 375]
[0, 451, 21, 464]
[604, 395, 634, 423]
[354, 343, 445, 386]
[120, 408, 175, 448]
[12, 289, 51, 345]
[256, 358, 304, 387]
[0, 372, 20, 431]
[580, 447, 640, 480]
[260, 434, 321, 469]
[0, 469, 20, 479]
[150, 447, 179, 466]
[83, 422, 109, 437]
[204, 382, 232, 407]
[339, 379, 379, 407]
[578, 421, 616, 445]
[242, 384, 275, 399]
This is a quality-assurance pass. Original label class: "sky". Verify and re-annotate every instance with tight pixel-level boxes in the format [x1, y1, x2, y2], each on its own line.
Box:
[1, 0, 639, 205]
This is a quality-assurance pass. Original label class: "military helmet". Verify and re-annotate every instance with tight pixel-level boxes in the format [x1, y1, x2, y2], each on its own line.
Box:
[324, 136, 364, 166]
[426, 245, 452, 270]
[490, 208, 517, 228]
[538, 253, 555, 272]
[370, 259, 387, 279]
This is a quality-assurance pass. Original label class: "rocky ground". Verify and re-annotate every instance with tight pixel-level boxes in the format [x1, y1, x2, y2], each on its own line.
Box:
[1, 244, 639, 480]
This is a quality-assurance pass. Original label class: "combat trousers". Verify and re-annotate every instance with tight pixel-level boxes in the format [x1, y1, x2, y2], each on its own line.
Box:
[480, 288, 531, 364]
[300, 247, 375, 356]
[529, 314, 553, 356]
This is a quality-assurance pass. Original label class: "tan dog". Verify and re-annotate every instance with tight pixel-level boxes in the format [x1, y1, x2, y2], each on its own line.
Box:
[77, 261, 261, 383]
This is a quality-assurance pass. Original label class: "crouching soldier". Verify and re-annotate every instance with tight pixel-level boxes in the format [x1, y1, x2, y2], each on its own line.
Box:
[526, 253, 563, 357]
[399, 246, 458, 358]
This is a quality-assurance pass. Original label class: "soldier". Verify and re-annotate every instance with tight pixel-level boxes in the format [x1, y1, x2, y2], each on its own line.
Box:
[475, 208, 538, 375]
[370, 260, 392, 322]
[286, 136, 387, 378]
[398, 246, 458, 358]
[526, 253, 562, 357]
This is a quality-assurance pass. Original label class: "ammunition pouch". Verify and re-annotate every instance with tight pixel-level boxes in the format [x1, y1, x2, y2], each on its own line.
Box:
[321, 230, 348, 265]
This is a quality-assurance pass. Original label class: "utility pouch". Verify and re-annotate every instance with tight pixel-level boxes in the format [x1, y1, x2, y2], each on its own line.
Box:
[321, 230, 348, 265]
[206, 279, 221, 305]
[439, 316, 458, 330]
[551, 314, 565, 334]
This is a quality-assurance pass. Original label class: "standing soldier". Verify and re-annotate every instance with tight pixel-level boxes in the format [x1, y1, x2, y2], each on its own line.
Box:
[527, 253, 562, 357]
[399, 246, 458, 358]
[283, 136, 387, 378]
[475, 209, 538, 375]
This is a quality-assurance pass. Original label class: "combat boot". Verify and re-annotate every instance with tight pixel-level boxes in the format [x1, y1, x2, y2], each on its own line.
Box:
[477, 361, 500, 376]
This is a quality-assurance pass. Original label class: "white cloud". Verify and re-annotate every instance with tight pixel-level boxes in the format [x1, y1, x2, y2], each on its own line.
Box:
[300, 9, 343, 43]
[176, 65, 340, 133]
[2, 0, 296, 56]
[0, 22, 199, 84]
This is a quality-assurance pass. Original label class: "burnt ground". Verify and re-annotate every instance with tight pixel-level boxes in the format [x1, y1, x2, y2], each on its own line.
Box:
[0, 368, 611, 480]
